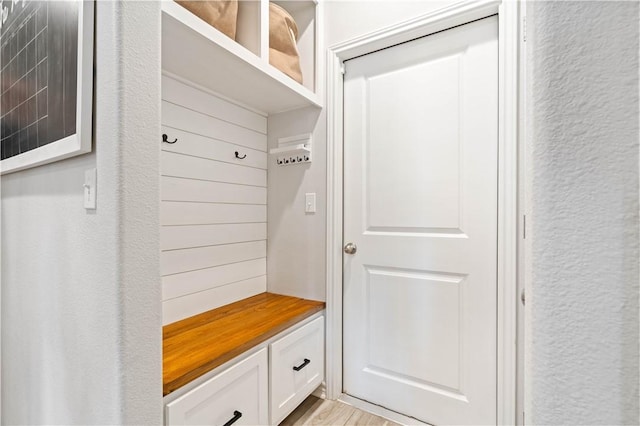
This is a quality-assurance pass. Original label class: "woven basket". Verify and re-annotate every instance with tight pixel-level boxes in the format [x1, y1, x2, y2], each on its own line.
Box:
[177, 1, 239, 40]
[269, 3, 303, 84]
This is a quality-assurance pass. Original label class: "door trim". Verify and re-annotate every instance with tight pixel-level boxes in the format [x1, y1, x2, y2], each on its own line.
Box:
[325, 1, 524, 424]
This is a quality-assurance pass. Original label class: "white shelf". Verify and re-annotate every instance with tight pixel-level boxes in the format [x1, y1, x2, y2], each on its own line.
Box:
[269, 143, 311, 155]
[162, 1, 322, 115]
[270, 133, 312, 165]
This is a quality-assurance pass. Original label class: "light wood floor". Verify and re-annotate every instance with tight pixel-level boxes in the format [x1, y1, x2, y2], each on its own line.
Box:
[280, 396, 402, 426]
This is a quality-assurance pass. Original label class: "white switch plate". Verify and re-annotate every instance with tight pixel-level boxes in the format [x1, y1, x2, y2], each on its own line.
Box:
[305, 193, 316, 213]
[84, 168, 97, 210]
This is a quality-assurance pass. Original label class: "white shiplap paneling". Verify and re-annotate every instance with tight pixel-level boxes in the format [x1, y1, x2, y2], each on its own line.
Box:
[161, 151, 266, 187]
[161, 176, 267, 204]
[161, 223, 267, 251]
[162, 276, 267, 325]
[161, 202, 266, 226]
[161, 126, 268, 169]
[161, 240, 267, 276]
[162, 101, 267, 152]
[161, 76, 268, 324]
[162, 75, 267, 134]
[163, 258, 266, 300]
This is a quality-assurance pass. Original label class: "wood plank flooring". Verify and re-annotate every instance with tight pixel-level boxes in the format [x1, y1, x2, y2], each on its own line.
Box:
[281, 396, 402, 426]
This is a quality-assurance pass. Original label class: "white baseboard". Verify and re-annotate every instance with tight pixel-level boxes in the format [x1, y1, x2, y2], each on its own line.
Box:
[312, 382, 326, 399]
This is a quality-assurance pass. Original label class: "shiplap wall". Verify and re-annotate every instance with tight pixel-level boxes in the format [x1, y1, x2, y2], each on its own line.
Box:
[161, 75, 268, 325]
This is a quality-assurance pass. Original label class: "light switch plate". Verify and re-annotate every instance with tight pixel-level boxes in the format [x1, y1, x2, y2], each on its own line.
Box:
[305, 193, 316, 213]
[84, 168, 97, 210]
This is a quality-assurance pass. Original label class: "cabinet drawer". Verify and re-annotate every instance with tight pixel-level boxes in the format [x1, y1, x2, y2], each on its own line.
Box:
[270, 316, 324, 425]
[166, 348, 268, 426]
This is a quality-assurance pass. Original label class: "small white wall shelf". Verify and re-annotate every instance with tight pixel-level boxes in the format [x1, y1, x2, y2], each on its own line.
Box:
[270, 133, 312, 165]
[162, 0, 321, 114]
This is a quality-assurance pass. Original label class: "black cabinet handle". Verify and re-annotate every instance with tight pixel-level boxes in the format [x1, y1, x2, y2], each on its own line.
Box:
[222, 410, 242, 426]
[293, 358, 311, 371]
[235, 151, 247, 159]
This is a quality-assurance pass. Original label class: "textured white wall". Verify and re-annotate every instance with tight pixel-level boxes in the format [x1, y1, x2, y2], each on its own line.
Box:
[527, 1, 639, 424]
[1, 2, 161, 424]
[117, 2, 162, 423]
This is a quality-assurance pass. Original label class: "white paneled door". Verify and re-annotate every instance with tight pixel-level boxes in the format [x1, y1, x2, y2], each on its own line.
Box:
[342, 16, 498, 425]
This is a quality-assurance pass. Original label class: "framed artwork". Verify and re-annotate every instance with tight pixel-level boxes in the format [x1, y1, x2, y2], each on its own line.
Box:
[0, 0, 94, 174]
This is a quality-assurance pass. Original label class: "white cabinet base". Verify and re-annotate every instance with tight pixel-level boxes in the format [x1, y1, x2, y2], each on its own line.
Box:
[164, 314, 325, 426]
[270, 317, 325, 425]
[166, 349, 269, 426]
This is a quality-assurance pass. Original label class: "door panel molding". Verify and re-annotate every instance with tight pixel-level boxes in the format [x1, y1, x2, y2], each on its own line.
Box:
[325, 1, 523, 424]
[343, 16, 498, 423]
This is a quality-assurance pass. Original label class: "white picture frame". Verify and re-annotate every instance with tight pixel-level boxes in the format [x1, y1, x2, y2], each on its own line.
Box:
[0, 0, 94, 174]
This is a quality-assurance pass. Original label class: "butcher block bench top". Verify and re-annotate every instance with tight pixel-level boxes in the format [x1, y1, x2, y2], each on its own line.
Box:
[163, 292, 325, 396]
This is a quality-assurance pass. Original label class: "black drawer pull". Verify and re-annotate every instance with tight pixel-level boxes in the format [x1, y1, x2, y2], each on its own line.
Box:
[293, 358, 311, 371]
[222, 410, 242, 426]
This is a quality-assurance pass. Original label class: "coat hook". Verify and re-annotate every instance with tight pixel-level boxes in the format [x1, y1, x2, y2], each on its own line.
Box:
[162, 134, 177, 144]
[235, 151, 247, 159]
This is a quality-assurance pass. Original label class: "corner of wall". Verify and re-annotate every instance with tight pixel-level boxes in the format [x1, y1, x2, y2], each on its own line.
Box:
[526, 1, 639, 423]
[115, 1, 162, 424]
[267, 107, 327, 302]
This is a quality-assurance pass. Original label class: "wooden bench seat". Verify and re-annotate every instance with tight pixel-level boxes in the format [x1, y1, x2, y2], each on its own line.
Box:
[163, 292, 325, 396]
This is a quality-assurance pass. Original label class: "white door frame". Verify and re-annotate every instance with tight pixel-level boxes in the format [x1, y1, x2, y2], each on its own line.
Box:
[325, 0, 524, 424]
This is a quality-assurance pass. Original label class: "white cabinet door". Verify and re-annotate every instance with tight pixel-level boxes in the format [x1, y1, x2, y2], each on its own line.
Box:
[343, 16, 499, 425]
[270, 317, 324, 425]
[166, 349, 268, 426]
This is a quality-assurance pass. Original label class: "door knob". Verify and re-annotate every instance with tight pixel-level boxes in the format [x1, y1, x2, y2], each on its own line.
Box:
[344, 243, 357, 254]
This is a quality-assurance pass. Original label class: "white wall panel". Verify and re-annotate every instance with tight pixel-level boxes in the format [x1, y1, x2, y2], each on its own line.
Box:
[161, 151, 266, 187]
[161, 223, 267, 251]
[161, 126, 268, 169]
[161, 202, 266, 226]
[162, 75, 267, 133]
[161, 177, 267, 204]
[161, 241, 267, 276]
[163, 276, 267, 325]
[163, 258, 266, 300]
[161, 76, 268, 324]
[162, 101, 267, 151]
